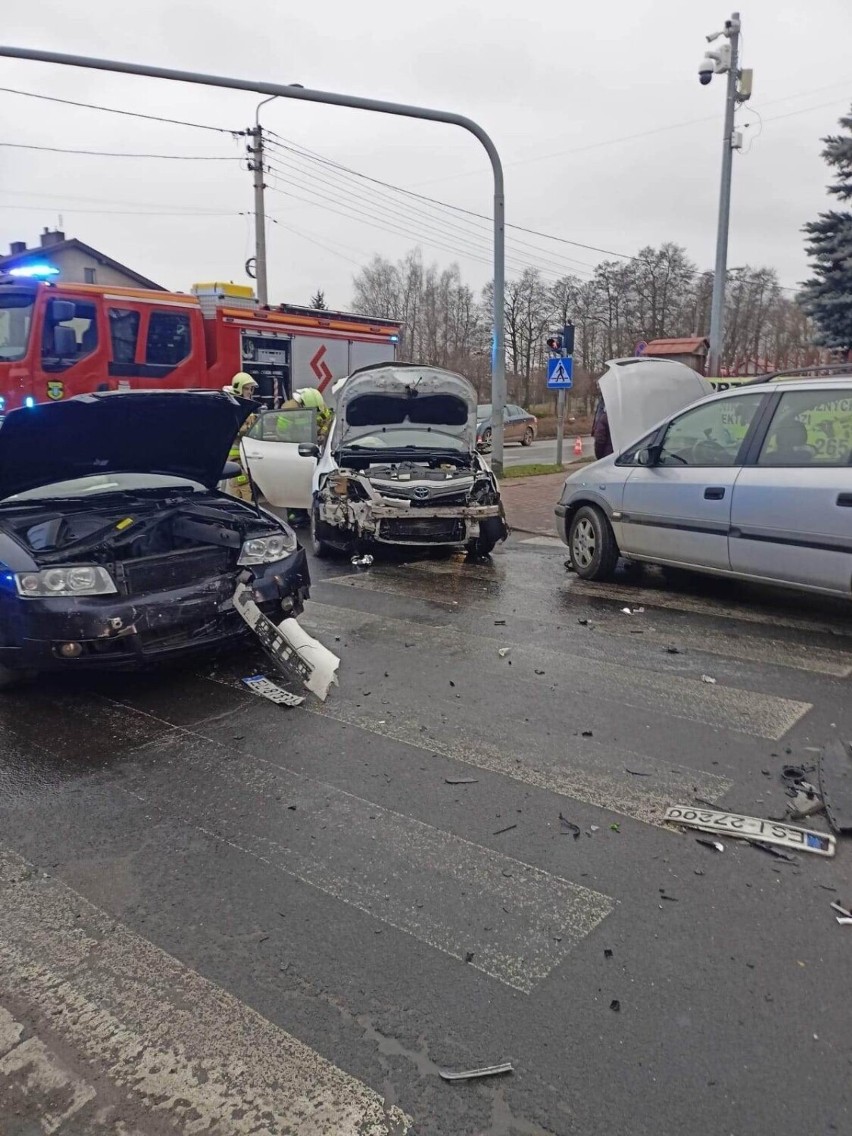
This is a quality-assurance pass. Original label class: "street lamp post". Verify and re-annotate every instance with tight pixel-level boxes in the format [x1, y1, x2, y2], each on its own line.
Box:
[0, 45, 509, 474]
[698, 12, 748, 379]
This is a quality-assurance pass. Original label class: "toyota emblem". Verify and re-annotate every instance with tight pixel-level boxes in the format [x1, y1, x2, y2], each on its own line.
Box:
[413, 486, 430, 500]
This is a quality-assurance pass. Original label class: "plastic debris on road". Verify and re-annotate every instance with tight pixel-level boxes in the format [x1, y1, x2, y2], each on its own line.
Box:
[696, 837, 724, 853]
[351, 553, 374, 567]
[439, 1062, 513, 1082]
[241, 675, 305, 707]
[233, 582, 340, 701]
[498, 647, 511, 658]
[818, 740, 852, 834]
[701, 675, 717, 684]
[559, 813, 581, 840]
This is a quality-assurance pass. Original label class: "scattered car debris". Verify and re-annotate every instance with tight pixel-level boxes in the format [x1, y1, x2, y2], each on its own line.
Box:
[535, 669, 546, 676]
[241, 675, 305, 707]
[581, 729, 594, 737]
[464, 951, 475, 963]
[659, 894, 678, 902]
[621, 607, 632, 615]
[494, 619, 507, 626]
[609, 999, 621, 1012]
[498, 647, 511, 658]
[701, 675, 717, 685]
[559, 813, 581, 840]
[350, 553, 374, 567]
[664, 806, 836, 857]
[604, 948, 613, 958]
[830, 901, 852, 919]
[445, 777, 479, 785]
[577, 617, 589, 625]
[665, 646, 681, 655]
[234, 582, 340, 700]
[439, 1062, 513, 1083]
[590, 825, 600, 833]
[746, 840, 797, 862]
[696, 838, 724, 853]
[836, 917, 852, 926]
[492, 823, 518, 836]
[625, 768, 651, 777]
[818, 740, 852, 834]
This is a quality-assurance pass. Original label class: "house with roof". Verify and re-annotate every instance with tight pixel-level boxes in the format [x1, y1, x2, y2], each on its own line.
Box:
[0, 228, 163, 290]
[641, 336, 709, 375]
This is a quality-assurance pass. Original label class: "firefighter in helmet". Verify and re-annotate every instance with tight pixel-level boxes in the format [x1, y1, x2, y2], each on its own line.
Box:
[223, 372, 260, 501]
[276, 386, 331, 442]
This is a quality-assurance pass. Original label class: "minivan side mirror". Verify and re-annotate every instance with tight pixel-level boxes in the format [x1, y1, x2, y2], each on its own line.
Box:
[636, 443, 662, 467]
[298, 442, 320, 458]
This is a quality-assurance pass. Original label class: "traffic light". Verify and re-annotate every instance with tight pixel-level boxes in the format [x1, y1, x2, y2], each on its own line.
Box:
[562, 323, 575, 355]
[546, 333, 563, 353]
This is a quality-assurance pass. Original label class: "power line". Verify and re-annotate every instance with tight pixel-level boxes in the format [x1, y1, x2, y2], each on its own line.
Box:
[265, 130, 633, 262]
[0, 203, 241, 217]
[0, 141, 240, 160]
[264, 148, 596, 277]
[0, 85, 239, 134]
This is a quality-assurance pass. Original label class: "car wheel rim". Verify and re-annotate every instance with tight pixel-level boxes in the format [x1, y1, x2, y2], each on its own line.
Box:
[572, 518, 596, 568]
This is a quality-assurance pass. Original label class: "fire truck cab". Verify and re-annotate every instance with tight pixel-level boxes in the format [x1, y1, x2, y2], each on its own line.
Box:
[0, 275, 400, 414]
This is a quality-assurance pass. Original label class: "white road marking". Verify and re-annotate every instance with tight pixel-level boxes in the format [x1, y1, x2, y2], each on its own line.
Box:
[0, 1035, 96, 1134]
[304, 601, 811, 740]
[117, 732, 613, 995]
[568, 579, 852, 638]
[0, 846, 410, 1135]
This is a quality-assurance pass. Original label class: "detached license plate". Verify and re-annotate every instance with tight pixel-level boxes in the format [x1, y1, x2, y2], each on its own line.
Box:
[664, 806, 836, 857]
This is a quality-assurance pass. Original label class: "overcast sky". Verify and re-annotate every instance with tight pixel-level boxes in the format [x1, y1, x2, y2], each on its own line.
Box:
[1, 0, 850, 309]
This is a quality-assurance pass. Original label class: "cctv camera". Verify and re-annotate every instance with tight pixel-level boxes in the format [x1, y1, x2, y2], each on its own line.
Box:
[698, 56, 714, 85]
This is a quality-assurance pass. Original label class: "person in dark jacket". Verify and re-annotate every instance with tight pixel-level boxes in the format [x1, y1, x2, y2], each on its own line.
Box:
[592, 395, 613, 460]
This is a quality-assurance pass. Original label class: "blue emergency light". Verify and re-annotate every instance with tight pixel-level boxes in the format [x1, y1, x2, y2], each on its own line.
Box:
[9, 262, 59, 279]
[24, 397, 35, 408]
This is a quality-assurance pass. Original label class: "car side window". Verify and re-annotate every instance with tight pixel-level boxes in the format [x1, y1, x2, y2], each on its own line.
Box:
[658, 393, 765, 467]
[249, 408, 317, 444]
[757, 390, 852, 467]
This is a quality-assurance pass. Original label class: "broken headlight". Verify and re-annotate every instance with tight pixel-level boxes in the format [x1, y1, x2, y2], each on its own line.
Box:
[15, 565, 117, 598]
[237, 529, 297, 566]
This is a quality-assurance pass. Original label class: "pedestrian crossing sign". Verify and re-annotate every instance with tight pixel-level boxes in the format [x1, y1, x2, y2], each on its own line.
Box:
[547, 356, 574, 388]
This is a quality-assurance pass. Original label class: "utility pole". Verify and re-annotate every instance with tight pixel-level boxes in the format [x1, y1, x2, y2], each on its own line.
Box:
[246, 124, 268, 306]
[700, 12, 744, 378]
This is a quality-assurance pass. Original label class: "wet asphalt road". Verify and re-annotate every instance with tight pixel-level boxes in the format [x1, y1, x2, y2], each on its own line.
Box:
[1, 536, 852, 1135]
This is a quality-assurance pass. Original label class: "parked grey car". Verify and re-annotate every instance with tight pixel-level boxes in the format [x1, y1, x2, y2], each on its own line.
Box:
[556, 373, 852, 598]
[476, 404, 537, 449]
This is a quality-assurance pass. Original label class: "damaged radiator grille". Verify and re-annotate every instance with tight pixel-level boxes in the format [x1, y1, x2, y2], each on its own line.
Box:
[120, 546, 234, 595]
[379, 518, 466, 543]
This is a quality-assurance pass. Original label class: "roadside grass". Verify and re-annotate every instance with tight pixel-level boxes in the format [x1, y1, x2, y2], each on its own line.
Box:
[502, 459, 592, 479]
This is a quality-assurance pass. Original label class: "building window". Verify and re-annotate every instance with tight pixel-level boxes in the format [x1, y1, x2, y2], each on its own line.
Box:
[108, 308, 140, 365]
[145, 311, 191, 367]
[83, 267, 96, 284]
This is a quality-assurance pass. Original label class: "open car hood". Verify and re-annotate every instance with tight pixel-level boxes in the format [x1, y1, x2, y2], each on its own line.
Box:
[334, 364, 477, 451]
[0, 390, 256, 500]
[599, 357, 714, 453]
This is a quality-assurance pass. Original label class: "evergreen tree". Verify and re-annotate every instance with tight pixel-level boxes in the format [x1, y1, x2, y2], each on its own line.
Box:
[801, 107, 852, 350]
[310, 289, 328, 310]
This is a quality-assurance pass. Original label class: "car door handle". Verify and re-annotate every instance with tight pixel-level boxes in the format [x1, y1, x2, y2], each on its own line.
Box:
[704, 486, 725, 500]
[837, 493, 852, 507]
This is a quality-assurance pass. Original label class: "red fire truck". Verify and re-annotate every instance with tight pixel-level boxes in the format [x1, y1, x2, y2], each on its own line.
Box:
[0, 276, 401, 413]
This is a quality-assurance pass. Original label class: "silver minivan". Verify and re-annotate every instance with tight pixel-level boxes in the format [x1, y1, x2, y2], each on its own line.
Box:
[556, 372, 852, 598]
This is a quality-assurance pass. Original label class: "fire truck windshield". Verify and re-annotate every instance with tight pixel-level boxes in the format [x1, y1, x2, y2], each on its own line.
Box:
[0, 290, 35, 362]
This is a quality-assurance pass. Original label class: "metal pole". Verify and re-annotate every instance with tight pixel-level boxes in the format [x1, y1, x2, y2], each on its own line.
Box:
[707, 12, 740, 379]
[247, 124, 269, 305]
[555, 389, 565, 466]
[0, 45, 507, 473]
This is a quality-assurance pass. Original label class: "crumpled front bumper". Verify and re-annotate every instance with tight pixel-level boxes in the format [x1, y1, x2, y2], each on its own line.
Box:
[320, 497, 505, 546]
[0, 548, 310, 673]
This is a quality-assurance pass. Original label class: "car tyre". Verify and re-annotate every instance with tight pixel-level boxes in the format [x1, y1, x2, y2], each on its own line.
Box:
[568, 505, 620, 581]
[522, 426, 534, 446]
[481, 427, 492, 450]
[310, 508, 332, 559]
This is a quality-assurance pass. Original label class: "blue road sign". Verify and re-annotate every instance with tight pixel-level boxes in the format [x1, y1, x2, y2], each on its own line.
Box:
[547, 356, 574, 389]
